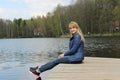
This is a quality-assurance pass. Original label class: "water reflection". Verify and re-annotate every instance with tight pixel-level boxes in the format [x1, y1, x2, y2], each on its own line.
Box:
[0, 37, 120, 65]
[85, 37, 120, 58]
[0, 37, 120, 64]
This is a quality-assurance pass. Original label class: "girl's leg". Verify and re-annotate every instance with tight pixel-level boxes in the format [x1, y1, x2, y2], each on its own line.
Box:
[39, 56, 70, 73]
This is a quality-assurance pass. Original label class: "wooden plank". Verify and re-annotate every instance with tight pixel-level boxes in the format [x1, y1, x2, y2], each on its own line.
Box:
[47, 57, 120, 80]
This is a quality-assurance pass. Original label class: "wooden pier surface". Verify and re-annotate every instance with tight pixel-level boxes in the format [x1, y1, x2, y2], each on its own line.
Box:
[47, 57, 120, 80]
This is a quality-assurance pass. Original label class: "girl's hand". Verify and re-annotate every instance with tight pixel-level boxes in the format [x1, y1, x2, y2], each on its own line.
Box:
[58, 53, 64, 58]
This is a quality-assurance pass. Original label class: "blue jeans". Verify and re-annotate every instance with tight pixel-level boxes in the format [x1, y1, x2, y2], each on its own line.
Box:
[39, 56, 83, 73]
[39, 56, 70, 73]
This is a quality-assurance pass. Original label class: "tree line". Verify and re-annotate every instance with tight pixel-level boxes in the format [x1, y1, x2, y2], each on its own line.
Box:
[0, 0, 120, 38]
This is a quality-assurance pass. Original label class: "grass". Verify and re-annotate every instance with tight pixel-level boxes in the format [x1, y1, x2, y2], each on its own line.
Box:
[85, 32, 120, 37]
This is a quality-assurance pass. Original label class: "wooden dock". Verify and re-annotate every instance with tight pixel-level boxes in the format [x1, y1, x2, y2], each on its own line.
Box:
[47, 57, 120, 80]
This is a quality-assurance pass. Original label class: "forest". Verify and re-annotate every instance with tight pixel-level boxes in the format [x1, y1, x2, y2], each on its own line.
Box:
[0, 0, 120, 38]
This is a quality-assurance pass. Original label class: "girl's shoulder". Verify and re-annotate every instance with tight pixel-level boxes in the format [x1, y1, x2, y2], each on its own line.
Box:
[74, 33, 81, 39]
[70, 33, 81, 40]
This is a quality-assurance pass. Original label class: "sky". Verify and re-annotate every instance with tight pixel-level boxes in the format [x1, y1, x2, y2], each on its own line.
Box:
[0, 0, 76, 20]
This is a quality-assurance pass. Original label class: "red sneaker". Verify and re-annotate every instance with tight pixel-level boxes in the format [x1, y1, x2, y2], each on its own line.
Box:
[29, 66, 40, 77]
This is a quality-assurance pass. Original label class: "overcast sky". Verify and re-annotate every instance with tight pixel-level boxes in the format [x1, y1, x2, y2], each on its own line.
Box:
[0, 0, 76, 20]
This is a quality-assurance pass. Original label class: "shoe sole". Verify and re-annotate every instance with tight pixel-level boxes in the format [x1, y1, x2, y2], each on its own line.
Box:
[36, 77, 41, 80]
[29, 71, 39, 77]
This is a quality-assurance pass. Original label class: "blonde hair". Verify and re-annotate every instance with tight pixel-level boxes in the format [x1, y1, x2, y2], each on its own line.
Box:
[69, 21, 85, 43]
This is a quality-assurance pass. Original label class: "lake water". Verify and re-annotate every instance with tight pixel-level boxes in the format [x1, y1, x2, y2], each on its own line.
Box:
[0, 37, 120, 80]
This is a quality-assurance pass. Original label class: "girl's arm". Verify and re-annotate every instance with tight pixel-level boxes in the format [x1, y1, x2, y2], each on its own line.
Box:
[64, 34, 81, 56]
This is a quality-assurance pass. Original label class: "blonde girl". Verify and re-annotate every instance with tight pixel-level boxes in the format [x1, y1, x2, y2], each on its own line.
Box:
[29, 21, 85, 80]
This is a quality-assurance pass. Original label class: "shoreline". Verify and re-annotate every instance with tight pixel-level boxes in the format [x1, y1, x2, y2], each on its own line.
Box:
[60, 32, 120, 38]
[0, 32, 120, 39]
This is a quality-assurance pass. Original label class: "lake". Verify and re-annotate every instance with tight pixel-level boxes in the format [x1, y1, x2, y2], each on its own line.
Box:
[0, 37, 120, 80]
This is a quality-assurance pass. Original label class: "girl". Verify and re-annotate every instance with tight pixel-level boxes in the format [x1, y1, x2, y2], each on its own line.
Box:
[29, 21, 85, 80]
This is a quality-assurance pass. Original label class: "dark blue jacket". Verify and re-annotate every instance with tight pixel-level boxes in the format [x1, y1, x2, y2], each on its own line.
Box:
[64, 33, 84, 62]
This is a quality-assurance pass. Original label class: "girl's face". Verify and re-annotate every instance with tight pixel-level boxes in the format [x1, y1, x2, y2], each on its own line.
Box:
[69, 26, 77, 34]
